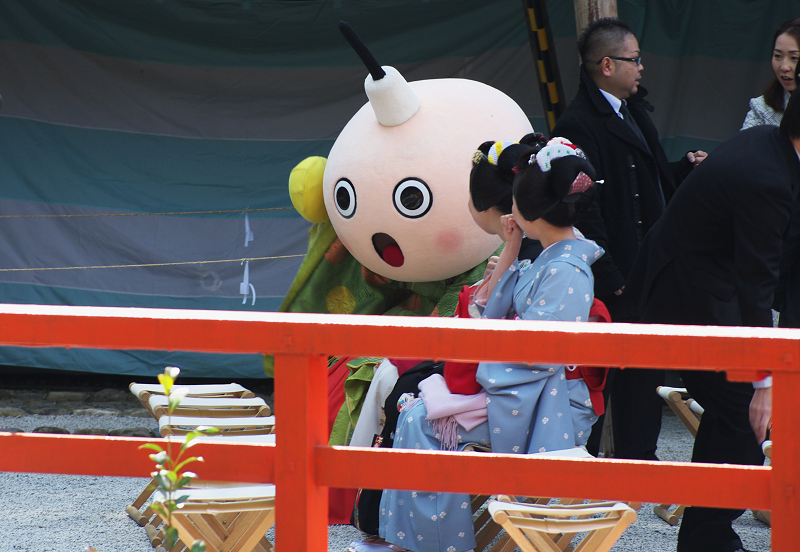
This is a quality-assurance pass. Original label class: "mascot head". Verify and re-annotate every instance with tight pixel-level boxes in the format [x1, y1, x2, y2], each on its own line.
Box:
[293, 22, 533, 283]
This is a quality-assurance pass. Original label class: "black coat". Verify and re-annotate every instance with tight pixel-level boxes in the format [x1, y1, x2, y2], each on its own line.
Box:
[629, 126, 800, 328]
[551, 68, 693, 318]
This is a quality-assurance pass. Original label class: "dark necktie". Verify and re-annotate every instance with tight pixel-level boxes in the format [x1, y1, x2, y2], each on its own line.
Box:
[619, 103, 665, 208]
[619, 103, 649, 152]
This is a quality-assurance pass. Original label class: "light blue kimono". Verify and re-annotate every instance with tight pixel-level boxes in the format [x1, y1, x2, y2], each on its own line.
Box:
[379, 238, 603, 552]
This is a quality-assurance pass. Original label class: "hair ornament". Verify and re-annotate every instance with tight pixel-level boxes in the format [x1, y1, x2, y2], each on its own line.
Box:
[569, 172, 594, 195]
[487, 140, 518, 166]
[562, 173, 600, 204]
[535, 137, 586, 172]
[472, 150, 487, 165]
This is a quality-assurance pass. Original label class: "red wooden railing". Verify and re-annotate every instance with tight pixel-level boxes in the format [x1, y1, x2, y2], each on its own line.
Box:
[0, 304, 798, 550]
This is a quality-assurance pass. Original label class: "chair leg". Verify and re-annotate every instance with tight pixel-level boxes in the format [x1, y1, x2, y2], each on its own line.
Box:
[753, 509, 771, 526]
[653, 503, 684, 526]
[127, 478, 158, 526]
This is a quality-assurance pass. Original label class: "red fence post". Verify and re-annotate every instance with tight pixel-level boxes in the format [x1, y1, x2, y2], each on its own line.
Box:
[274, 353, 329, 552]
[770, 370, 800, 551]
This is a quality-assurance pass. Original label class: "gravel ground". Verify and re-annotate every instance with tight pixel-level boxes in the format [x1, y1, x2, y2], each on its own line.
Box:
[0, 409, 771, 552]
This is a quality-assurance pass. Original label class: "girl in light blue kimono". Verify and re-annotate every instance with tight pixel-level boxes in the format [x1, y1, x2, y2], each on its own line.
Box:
[378, 137, 603, 552]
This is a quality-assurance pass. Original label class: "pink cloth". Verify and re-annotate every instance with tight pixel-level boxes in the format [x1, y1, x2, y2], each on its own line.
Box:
[418, 374, 488, 431]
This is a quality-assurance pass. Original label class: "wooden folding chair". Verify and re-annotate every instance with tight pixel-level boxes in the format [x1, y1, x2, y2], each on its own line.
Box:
[469, 448, 640, 552]
[654, 386, 770, 526]
[129, 430, 275, 549]
[151, 484, 276, 552]
[652, 386, 703, 525]
[158, 415, 275, 437]
[128, 434, 275, 544]
[129, 382, 257, 418]
[488, 496, 638, 552]
[147, 395, 271, 419]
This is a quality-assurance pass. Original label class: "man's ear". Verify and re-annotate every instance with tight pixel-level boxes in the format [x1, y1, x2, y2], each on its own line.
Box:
[598, 57, 614, 78]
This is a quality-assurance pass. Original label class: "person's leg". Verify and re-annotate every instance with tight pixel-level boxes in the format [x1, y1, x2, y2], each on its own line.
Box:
[676, 370, 765, 552]
[380, 400, 485, 552]
[609, 367, 665, 460]
[584, 367, 615, 456]
[566, 378, 598, 447]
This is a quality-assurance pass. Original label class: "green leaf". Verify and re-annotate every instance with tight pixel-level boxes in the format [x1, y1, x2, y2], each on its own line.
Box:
[149, 451, 168, 464]
[151, 502, 169, 519]
[175, 475, 196, 489]
[190, 540, 207, 552]
[165, 527, 179, 550]
[174, 494, 190, 505]
[139, 443, 165, 453]
[175, 457, 201, 473]
[169, 386, 189, 407]
[153, 474, 171, 491]
[195, 426, 219, 434]
[182, 430, 204, 449]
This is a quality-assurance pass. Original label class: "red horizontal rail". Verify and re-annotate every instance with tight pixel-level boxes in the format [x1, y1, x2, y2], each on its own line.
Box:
[0, 432, 276, 483]
[0, 304, 798, 374]
[0, 304, 798, 551]
[317, 446, 770, 511]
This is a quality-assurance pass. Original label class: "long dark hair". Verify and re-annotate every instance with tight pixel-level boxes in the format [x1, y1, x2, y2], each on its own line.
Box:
[764, 18, 800, 113]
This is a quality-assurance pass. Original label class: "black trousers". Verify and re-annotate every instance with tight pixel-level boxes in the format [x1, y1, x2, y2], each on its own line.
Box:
[583, 305, 665, 461]
[675, 370, 765, 552]
[585, 366, 665, 460]
[631, 260, 766, 551]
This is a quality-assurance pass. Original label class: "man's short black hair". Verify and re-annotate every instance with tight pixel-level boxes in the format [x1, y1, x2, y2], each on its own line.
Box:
[577, 17, 636, 72]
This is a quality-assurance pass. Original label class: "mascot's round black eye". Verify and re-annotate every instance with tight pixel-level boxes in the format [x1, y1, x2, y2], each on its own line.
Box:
[334, 179, 356, 218]
[393, 178, 432, 218]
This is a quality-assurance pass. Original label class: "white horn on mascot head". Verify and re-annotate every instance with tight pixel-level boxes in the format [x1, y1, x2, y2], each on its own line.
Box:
[339, 21, 420, 127]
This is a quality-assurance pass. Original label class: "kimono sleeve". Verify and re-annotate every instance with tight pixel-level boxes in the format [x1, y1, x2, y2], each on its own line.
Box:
[520, 261, 593, 322]
[481, 261, 521, 320]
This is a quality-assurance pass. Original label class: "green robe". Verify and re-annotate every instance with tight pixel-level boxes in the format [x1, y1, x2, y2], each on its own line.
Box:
[263, 221, 497, 377]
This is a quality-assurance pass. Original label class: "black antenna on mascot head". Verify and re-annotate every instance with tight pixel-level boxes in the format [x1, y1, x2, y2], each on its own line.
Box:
[338, 21, 386, 81]
[338, 21, 419, 127]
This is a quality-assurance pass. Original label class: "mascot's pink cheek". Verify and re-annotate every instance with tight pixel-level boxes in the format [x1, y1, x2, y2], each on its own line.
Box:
[435, 229, 464, 253]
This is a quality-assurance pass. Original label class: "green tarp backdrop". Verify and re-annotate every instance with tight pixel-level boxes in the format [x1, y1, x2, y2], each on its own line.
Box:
[0, 0, 796, 377]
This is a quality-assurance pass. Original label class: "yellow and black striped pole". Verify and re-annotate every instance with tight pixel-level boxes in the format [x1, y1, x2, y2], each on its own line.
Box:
[522, 0, 566, 134]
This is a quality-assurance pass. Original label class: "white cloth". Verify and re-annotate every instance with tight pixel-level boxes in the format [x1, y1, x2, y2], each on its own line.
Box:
[349, 358, 400, 447]
[741, 91, 790, 130]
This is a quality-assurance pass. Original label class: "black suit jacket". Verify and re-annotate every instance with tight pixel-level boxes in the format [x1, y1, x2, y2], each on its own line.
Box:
[630, 126, 800, 328]
[552, 68, 694, 319]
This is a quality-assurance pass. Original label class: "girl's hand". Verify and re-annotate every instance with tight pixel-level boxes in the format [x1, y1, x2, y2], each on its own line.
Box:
[483, 255, 499, 280]
[500, 214, 523, 245]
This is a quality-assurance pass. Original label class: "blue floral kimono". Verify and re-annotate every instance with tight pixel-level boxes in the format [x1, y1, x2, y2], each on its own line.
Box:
[379, 238, 604, 552]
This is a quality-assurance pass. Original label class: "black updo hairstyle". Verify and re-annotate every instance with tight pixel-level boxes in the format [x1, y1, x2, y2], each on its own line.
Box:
[512, 145, 597, 228]
[469, 132, 548, 214]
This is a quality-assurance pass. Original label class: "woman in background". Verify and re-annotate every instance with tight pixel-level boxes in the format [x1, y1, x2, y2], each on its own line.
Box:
[742, 18, 800, 129]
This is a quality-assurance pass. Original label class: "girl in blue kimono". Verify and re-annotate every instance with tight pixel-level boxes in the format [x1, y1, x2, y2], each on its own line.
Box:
[378, 137, 604, 552]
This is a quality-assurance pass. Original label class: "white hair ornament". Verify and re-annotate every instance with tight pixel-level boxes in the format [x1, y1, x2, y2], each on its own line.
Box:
[529, 137, 586, 172]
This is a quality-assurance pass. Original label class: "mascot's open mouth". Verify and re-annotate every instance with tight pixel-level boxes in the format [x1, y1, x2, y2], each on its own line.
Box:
[372, 233, 404, 267]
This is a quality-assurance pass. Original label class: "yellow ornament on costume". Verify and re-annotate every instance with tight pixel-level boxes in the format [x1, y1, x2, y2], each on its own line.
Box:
[326, 285, 357, 314]
[289, 156, 329, 223]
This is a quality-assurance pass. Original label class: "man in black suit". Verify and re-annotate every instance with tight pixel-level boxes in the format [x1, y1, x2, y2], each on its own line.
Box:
[552, 17, 706, 460]
[627, 92, 800, 552]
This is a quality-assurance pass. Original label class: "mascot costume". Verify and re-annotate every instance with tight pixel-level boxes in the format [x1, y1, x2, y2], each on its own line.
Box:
[267, 22, 533, 524]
